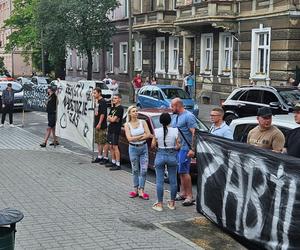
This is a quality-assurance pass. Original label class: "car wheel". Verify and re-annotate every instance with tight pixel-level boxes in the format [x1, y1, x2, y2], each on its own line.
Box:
[225, 114, 238, 125]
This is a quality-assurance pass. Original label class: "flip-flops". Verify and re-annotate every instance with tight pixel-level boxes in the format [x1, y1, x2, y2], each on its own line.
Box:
[182, 198, 194, 206]
[139, 192, 149, 200]
[175, 194, 186, 201]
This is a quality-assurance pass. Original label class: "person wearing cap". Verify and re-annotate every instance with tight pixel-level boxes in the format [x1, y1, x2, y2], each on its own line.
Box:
[247, 107, 285, 152]
[283, 103, 300, 158]
[0, 83, 15, 128]
[40, 86, 58, 147]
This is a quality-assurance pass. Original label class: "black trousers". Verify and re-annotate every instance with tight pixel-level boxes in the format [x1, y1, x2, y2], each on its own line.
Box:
[1, 104, 14, 124]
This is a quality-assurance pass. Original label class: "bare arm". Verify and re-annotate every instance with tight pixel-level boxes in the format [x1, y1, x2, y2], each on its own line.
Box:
[187, 127, 196, 158]
[140, 121, 153, 140]
[151, 136, 157, 149]
[96, 114, 105, 129]
[175, 137, 181, 151]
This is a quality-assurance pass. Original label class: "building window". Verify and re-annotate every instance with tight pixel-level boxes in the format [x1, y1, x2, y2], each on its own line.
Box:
[156, 37, 166, 73]
[157, 0, 165, 8]
[107, 45, 114, 73]
[200, 33, 213, 74]
[124, 0, 128, 18]
[120, 42, 128, 73]
[251, 26, 271, 79]
[76, 53, 83, 70]
[134, 40, 142, 71]
[168, 37, 179, 74]
[93, 52, 100, 72]
[218, 33, 233, 76]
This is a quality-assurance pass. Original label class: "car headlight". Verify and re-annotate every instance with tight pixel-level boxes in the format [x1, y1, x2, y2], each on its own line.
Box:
[194, 103, 199, 110]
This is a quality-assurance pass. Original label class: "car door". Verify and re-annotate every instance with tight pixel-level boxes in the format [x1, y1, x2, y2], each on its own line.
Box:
[138, 86, 153, 108]
[238, 90, 263, 117]
[233, 123, 257, 142]
[150, 89, 165, 108]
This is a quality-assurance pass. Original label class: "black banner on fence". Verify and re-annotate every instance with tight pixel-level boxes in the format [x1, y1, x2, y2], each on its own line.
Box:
[196, 131, 300, 250]
[23, 85, 48, 111]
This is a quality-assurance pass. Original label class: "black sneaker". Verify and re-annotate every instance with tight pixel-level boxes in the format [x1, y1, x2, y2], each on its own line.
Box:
[99, 158, 109, 165]
[40, 143, 46, 148]
[92, 158, 102, 163]
[105, 162, 114, 168]
[109, 165, 121, 171]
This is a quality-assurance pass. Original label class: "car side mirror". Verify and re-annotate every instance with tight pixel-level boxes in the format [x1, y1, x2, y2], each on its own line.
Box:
[269, 102, 280, 109]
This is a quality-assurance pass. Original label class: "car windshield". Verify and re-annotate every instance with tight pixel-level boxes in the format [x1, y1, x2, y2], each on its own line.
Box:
[96, 82, 109, 90]
[151, 114, 208, 132]
[0, 83, 22, 92]
[162, 88, 190, 99]
[279, 89, 300, 106]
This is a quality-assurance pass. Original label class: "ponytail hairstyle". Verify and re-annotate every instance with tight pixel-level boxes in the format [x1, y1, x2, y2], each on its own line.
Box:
[159, 112, 172, 147]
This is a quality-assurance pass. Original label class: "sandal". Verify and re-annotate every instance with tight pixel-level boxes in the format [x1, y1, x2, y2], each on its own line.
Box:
[182, 198, 194, 207]
[40, 143, 46, 148]
[167, 201, 176, 210]
[175, 193, 186, 201]
[129, 191, 138, 198]
[139, 192, 149, 200]
[152, 202, 163, 212]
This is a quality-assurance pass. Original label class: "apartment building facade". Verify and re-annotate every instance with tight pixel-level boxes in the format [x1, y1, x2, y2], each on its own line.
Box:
[132, 0, 300, 104]
[0, 0, 33, 77]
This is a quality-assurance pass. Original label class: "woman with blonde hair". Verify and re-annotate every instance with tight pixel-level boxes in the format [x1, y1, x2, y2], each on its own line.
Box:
[125, 105, 152, 199]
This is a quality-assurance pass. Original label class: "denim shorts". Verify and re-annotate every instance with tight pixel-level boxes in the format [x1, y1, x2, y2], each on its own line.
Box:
[177, 149, 191, 174]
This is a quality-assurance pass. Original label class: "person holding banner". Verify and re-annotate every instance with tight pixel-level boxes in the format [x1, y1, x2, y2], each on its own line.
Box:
[40, 86, 58, 147]
[125, 106, 152, 200]
[171, 98, 197, 206]
[151, 112, 180, 211]
[92, 87, 109, 164]
[247, 107, 285, 152]
[106, 94, 124, 171]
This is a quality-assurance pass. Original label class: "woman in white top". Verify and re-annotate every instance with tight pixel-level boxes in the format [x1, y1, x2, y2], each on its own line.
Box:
[125, 106, 152, 200]
[151, 112, 180, 211]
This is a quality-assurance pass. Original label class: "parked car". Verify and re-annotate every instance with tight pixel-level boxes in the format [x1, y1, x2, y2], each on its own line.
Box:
[16, 77, 33, 86]
[119, 108, 208, 177]
[79, 80, 113, 106]
[222, 85, 300, 124]
[0, 76, 14, 81]
[0, 81, 24, 111]
[230, 113, 300, 143]
[31, 76, 51, 86]
[137, 85, 199, 117]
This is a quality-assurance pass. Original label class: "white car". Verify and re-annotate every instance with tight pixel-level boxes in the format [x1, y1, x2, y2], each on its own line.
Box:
[230, 113, 300, 142]
[79, 80, 113, 106]
[31, 76, 51, 86]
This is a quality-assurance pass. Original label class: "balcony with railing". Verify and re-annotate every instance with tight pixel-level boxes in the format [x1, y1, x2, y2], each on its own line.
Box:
[132, 0, 177, 32]
[174, 0, 237, 27]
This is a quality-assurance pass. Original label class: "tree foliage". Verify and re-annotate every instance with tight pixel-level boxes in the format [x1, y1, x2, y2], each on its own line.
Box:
[4, 0, 118, 79]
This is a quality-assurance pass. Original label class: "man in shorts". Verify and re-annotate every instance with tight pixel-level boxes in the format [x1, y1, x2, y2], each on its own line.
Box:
[171, 98, 197, 206]
[92, 87, 109, 164]
[106, 94, 124, 171]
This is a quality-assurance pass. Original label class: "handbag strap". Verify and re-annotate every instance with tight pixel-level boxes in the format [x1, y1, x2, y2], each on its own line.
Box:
[176, 115, 192, 150]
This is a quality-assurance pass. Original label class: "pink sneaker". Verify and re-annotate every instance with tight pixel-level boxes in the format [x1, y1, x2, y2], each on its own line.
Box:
[129, 191, 138, 198]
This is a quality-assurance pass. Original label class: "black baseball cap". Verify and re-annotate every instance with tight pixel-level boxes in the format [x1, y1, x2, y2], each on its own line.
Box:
[293, 103, 300, 112]
[257, 107, 272, 117]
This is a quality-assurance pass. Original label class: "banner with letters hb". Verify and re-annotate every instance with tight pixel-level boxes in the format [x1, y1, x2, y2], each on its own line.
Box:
[196, 131, 300, 250]
[56, 81, 95, 150]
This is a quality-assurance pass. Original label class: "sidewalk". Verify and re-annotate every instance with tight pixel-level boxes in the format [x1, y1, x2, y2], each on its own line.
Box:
[0, 126, 200, 250]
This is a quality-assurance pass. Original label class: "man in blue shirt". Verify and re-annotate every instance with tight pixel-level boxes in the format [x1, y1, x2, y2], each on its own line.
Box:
[186, 72, 195, 99]
[171, 98, 197, 206]
[209, 107, 233, 139]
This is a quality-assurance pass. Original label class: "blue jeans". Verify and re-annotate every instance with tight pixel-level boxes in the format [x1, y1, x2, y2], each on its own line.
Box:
[154, 149, 178, 202]
[129, 144, 149, 189]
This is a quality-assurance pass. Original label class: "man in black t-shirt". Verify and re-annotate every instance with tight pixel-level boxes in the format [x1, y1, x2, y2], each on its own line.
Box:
[284, 103, 300, 158]
[106, 94, 124, 171]
[92, 87, 109, 164]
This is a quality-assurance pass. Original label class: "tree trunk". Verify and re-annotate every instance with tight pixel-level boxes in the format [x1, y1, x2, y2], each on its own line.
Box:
[87, 49, 93, 80]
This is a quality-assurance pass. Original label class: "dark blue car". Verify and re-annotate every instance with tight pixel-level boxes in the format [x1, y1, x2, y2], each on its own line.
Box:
[137, 85, 199, 116]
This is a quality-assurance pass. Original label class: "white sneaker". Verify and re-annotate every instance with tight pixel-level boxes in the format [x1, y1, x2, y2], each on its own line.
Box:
[0, 124, 3, 128]
[9, 124, 15, 128]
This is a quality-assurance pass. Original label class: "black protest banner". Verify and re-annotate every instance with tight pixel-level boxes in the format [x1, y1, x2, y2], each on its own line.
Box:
[23, 85, 48, 111]
[196, 131, 300, 250]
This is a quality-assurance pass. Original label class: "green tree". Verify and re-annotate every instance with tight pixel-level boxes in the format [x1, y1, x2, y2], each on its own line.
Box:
[0, 57, 6, 75]
[62, 0, 119, 80]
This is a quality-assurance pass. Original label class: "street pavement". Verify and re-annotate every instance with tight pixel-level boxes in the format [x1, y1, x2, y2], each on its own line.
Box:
[0, 116, 201, 250]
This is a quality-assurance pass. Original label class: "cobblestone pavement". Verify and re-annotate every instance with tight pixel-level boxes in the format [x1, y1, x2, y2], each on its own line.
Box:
[0, 127, 201, 250]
